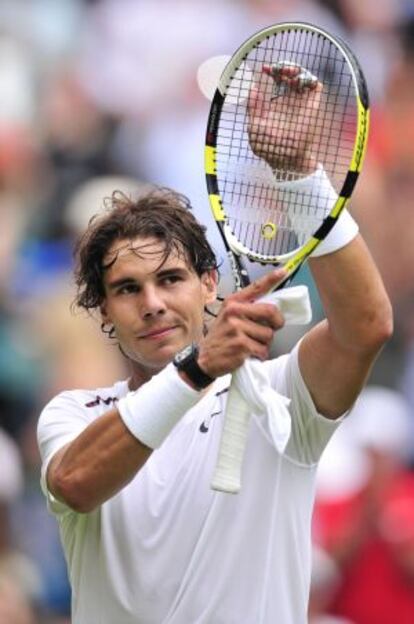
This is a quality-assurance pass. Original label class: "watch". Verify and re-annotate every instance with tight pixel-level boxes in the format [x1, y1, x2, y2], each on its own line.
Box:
[173, 343, 215, 390]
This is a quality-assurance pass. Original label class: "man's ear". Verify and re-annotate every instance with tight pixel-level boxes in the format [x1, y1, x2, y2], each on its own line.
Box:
[201, 269, 218, 304]
[100, 300, 110, 324]
[99, 300, 116, 338]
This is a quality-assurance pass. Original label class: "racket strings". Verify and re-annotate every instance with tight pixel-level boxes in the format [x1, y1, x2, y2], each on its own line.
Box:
[215, 28, 357, 258]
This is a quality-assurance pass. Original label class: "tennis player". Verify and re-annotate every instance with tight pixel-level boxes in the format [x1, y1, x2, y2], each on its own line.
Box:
[37, 75, 392, 624]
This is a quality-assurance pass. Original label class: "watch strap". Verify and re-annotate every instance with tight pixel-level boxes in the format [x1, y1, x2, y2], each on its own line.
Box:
[174, 344, 215, 390]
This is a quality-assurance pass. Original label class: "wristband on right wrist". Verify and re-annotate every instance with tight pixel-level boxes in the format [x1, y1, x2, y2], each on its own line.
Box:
[311, 208, 359, 257]
[273, 164, 359, 257]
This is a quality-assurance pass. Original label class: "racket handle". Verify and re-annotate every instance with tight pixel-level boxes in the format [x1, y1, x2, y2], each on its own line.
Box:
[211, 381, 250, 494]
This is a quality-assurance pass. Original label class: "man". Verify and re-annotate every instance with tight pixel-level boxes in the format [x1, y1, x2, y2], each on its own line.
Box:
[37, 65, 392, 623]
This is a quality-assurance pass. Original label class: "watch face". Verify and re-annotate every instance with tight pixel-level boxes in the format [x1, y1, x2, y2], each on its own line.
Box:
[174, 344, 194, 365]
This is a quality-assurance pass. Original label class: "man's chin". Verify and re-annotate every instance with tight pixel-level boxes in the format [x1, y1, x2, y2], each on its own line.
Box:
[128, 344, 181, 371]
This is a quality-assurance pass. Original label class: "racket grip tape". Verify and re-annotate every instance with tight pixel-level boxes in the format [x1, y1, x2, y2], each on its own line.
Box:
[211, 382, 251, 494]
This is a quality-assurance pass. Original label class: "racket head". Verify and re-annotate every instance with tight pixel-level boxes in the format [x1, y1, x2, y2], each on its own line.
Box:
[205, 22, 369, 281]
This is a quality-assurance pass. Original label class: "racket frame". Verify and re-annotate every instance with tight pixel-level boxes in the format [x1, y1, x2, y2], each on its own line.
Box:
[206, 21, 369, 281]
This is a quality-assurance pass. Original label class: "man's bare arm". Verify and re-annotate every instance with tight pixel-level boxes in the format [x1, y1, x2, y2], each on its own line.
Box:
[299, 234, 393, 418]
[47, 409, 152, 513]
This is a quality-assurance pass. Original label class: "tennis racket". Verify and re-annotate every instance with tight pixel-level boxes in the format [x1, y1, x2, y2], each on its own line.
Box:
[205, 22, 370, 494]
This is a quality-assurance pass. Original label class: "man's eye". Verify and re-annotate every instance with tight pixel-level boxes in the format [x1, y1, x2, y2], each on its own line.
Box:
[161, 275, 182, 285]
[118, 284, 138, 294]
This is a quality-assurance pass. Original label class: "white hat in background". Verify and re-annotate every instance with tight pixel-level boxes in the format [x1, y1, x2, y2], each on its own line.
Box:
[64, 175, 153, 235]
[316, 385, 412, 500]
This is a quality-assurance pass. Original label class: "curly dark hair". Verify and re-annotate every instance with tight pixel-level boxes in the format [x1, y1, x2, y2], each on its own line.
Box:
[73, 187, 218, 311]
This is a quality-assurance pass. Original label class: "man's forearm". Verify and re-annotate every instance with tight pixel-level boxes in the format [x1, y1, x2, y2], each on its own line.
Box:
[309, 234, 393, 353]
[298, 234, 392, 418]
[47, 409, 153, 513]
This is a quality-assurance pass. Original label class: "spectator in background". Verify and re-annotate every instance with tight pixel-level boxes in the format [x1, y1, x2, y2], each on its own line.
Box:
[354, 15, 414, 307]
[351, 14, 414, 390]
[10, 411, 72, 622]
[313, 386, 414, 624]
[316, 0, 402, 100]
[309, 545, 354, 624]
[0, 428, 39, 624]
[0, 577, 35, 624]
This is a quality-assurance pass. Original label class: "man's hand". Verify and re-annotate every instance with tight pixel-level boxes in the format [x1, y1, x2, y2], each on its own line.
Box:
[197, 269, 287, 379]
[247, 62, 323, 175]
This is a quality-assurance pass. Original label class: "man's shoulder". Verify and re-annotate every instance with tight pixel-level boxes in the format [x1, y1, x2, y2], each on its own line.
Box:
[42, 379, 130, 415]
[262, 346, 299, 388]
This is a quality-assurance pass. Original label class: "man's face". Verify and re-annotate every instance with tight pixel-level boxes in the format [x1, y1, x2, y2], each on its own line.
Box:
[100, 237, 217, 378]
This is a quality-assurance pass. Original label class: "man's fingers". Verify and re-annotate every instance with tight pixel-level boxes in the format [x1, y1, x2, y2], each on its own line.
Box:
[243, 302, 285, 331]
[263, 63, 321, 97]
[263, 63, 301, 80]
[232, 269, 287, 302]
[247, 82, 265, 117]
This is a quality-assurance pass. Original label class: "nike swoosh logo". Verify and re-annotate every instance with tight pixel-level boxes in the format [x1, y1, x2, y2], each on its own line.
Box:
[199, 410, 221, 433]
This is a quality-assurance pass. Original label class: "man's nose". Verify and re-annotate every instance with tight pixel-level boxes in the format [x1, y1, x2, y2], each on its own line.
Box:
[140, 285, 167, 319]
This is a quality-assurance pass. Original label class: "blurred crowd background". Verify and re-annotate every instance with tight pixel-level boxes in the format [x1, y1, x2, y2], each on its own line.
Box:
[0, 0, 414, 622]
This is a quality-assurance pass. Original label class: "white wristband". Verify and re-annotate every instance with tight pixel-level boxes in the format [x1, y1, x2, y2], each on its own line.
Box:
[274, 165, 359, 257]
[117, 363, 202, 449]
[311, 207, 359, 257]
[274, 164, 338, 216]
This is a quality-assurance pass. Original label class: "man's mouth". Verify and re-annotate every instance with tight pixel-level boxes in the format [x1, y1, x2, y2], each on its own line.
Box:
[138, 326, 178, 340]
